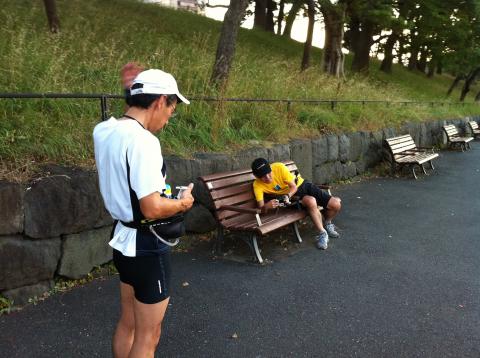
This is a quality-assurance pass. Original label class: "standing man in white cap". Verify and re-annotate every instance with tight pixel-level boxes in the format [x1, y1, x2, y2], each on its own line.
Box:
[94, 69, 193, 358]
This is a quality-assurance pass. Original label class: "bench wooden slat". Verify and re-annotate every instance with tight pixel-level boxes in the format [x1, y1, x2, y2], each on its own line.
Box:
[206, 173, 256, 191]
[217, 201, 258, 221]
[214, 191, 256, 210]
[389, 143, 417, 154]
[210, 182, 253, 201]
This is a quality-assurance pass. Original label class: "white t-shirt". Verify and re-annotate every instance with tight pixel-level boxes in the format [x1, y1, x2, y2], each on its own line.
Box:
[93, 117, 167, 256]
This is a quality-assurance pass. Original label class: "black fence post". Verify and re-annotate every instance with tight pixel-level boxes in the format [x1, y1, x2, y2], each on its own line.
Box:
[100, 96, 108, 121]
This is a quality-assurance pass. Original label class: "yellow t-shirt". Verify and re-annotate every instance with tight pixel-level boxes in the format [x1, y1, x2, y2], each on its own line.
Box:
[253, 162, 304, 202]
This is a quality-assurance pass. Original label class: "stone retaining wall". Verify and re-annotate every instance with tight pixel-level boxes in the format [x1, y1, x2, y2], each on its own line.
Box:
[1, 117, 477, 305]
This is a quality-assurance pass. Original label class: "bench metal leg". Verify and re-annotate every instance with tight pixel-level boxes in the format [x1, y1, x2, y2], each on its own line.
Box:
[421, 163, 428, 175]
[214, 226, 224, 255]
[390, 162, 396, 176]
[291, 222, 302, 243]
[250, 233, 263, 264]
[429, 160, 435, 170]
[239, 233, 264, 263]
[412, 165, 418, 179]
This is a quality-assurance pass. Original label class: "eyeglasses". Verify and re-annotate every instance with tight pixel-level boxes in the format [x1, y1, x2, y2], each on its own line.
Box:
[170, 105, 177, 118]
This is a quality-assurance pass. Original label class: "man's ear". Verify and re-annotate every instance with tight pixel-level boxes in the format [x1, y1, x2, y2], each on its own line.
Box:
[154, 95, 166, 110]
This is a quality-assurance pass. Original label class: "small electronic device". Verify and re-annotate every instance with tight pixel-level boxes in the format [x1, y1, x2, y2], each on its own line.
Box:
[175, 186, 189, 199]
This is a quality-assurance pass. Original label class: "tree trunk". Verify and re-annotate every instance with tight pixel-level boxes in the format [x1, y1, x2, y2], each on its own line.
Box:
[301, 0, 315, 71]
[436, 60, 443, 75]
[407, 37, 419, 71]
[474, 90, 480, 102]
[397, 35, 405, 66]
[266, 0, 276, 32]
[320, 1, 345, 77]
[210, 0, 249, 87]
[43, 0, 60, 33]
[446, 75, 464, 97]
[460, 67, 480, 101]
[254, 0, 267, 29]
[283, 0, 302, 38]
[380, 32, 398, 73]
[416, 46, 428, 73]
[350, 20, 375, 73]
[276, 0, 285, 35]
[426, 59, 435, 78]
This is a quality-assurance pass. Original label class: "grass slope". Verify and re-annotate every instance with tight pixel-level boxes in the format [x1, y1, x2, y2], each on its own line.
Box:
[0, 0, 478, 179]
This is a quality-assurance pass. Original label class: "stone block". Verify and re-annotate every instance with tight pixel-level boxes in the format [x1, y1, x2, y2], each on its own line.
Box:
[232, 147, 269, 170]
[348, 132, 363, 162]
[338, 134, 350, 163]
[341, 162, 357, 179]
[0, 236, 61, 290]
[311, 136, 328, 166]
[2, 280, 54, 306]
[267, 144, 290, 163]
[290, 139, 313, 181]
[24, 170, 112, 239]
[314, 162, 340, 184]
[382, 127, 396, 139]
[365, 131, 386, 167]
[58, 226, 113, 279]
[355, 158, 368, 174]
[191, 153, 234, 208]
[185, 204, 217, 233]
[164, 155, 195, 187]
[193, 152, 234, 177]
[0, 181, 24, 235]
[326, 135, 339, 162]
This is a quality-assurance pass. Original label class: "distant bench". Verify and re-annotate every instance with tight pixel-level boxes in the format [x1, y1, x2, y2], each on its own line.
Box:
[384, 134, 439, 179]
[443, 124, 473, 151]
[199, 161, 330, 263]
[468, 121, 480, 139]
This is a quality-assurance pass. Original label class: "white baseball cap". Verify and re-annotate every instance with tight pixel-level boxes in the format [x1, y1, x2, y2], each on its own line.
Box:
[130, 69, 190, 104]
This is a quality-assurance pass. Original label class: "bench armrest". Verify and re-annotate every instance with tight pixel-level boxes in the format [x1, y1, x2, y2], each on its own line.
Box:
[313, 184, 332, 195]
[219, 205, 263, 226]
[219, 205, 261, 215]
[416, 146, 436, 152]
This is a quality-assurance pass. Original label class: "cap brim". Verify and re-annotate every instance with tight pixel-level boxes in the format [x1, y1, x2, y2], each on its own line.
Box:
[177, 92, 190, 105]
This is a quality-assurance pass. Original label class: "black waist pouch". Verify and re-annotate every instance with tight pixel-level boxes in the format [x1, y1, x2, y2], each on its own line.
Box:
[122, 213, 185, 247]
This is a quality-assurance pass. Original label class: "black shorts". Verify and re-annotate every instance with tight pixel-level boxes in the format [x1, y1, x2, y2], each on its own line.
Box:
[113, 249, 171, 304]
[296, 181, 332, 208]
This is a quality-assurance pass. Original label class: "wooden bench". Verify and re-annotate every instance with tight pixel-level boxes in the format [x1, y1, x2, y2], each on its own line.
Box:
[443, 124, 473, 151]
[384, 134, 439, 179]
[198, 161, 329, 263]
[467, 121, 480, 139]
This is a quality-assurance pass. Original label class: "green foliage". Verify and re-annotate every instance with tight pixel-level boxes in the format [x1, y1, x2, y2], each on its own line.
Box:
[0, 0, 479, 178]
[0, 295, 13, 314]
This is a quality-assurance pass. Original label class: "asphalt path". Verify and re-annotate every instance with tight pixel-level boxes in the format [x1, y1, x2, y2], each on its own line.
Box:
[1, 142, 480, 358]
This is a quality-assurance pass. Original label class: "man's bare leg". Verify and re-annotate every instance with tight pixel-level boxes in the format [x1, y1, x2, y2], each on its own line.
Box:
[112, 282, 135, 358]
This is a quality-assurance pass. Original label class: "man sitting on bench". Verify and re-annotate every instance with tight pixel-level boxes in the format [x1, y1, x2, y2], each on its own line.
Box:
[251, 158, 342, 250]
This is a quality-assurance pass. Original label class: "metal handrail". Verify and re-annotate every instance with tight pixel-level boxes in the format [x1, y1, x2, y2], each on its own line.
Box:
[0, 92, 474, 121]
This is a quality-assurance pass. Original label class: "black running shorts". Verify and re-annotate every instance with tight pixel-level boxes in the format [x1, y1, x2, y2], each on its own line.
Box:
[113, 249, 171, 304]
[295, 181, 332, 209]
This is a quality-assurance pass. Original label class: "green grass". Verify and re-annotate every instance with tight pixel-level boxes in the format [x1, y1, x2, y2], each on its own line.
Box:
[0, 0, 479, 179]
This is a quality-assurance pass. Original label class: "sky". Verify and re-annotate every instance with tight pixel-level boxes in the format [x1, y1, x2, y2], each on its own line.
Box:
[204, 1, 326, 48]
